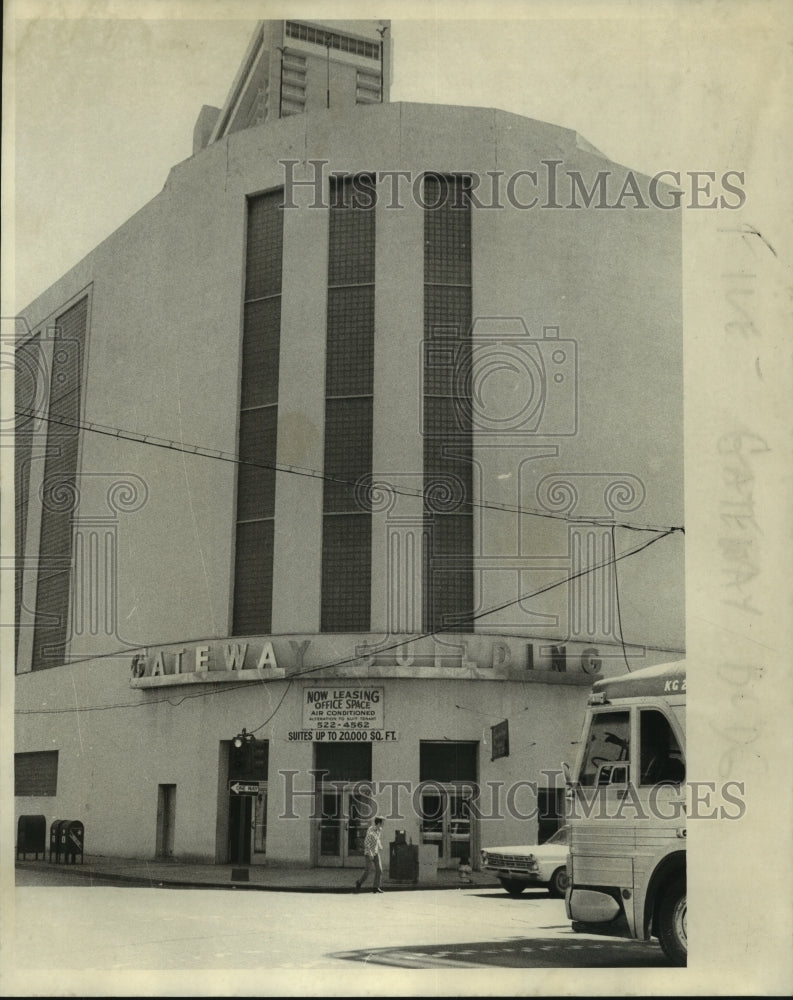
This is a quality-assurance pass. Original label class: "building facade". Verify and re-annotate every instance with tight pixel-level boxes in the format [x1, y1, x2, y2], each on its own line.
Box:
[13, 20, 684, 869]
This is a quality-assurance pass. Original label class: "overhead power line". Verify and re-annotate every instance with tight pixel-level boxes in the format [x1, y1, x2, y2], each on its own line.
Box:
[15, 407, 685, 536]
[14, 524, 679, 721]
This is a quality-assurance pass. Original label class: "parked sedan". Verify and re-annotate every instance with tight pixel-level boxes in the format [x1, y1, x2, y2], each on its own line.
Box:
[480, 825, 570, 898]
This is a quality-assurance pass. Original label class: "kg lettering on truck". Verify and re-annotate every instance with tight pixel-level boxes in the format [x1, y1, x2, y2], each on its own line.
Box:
[563, 660, 687, 966]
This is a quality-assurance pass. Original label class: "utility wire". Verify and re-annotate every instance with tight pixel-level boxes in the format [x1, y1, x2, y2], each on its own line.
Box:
[15, 525, 676, 719]
[14, 407, 685, 536]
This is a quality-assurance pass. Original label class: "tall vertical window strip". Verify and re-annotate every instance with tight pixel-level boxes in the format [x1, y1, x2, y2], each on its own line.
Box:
[233, 191, 284, 635]
[15, 334, 40, 664]
[321, 176, 375, 632]
[423, 175, 474, 632]
[32, 298, 88, 670]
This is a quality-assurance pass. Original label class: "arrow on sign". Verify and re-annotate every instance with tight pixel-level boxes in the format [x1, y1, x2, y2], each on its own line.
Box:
[229, 782, 259, 794]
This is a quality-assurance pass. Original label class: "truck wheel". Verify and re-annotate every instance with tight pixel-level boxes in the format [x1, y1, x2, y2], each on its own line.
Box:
[499, 878, 526, 897]
[657, 877, 687, 966]
[548, 866, 570, 898]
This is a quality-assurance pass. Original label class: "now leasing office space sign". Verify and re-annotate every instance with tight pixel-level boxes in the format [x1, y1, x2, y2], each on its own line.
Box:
[289, 687, 398, 742]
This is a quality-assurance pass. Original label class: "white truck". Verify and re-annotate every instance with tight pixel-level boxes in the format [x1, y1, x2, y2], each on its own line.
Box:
[565, 660, 687, 965]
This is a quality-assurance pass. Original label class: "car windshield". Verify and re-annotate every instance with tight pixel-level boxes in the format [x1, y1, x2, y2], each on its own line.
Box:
[544, 826, 568, 846]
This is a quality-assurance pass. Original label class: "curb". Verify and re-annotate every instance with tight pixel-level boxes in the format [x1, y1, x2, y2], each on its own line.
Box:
[15, 861, 500, 894]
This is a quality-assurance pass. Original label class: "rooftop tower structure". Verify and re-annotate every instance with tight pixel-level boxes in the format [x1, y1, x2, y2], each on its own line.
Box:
[194, 18, 391, 153]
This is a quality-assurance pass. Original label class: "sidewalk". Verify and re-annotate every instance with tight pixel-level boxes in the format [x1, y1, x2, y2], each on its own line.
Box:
[15, 853, 502, 893]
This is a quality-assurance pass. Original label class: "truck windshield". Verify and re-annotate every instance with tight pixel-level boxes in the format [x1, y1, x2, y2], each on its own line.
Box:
[578, 710, 630, 786]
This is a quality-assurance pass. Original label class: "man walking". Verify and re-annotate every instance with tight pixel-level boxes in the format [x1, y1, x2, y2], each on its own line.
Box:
[354, 816, 384, 894]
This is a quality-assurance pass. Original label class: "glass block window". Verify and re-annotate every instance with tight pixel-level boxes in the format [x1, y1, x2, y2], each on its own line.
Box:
[15, 334, 40, 662]
[423, 328, 472, 399]
[237, 407, 278, 521]
[325, 287, 374, 396]
[423, 514, 474, 631]
[241, 299, 281, 409]
[32, 298, 88, 671]
[423, 395, 473, 449]
[424, 285, 472, 340]
[323, 398, 373, 513]
[233, 191, 283, 636]
[233, 519, 275, 635]
[321, 176, 375, 631]
[424, 176, 471, 285]
[245, 194, 284, 301]
[423, 176, 474, 633]
[328, 181, 375, 284]
[321, 514, 372, 632]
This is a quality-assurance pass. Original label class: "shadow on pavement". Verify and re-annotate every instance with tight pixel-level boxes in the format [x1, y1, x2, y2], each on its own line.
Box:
[330, 934, 669, 969]
[470, 890, 555, 900]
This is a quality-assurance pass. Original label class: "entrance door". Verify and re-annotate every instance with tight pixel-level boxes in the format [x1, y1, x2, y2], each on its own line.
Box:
[418, 740, 478, 870]
[316, 786, 371, 868]
[419, 785, 475, 869]
[228, 794, 252, 864]
[227, 786, 267, 865]
[225, 738, 269, 865]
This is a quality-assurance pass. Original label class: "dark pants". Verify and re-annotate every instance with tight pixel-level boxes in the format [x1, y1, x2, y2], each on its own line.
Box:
[356, 853, 382, 889]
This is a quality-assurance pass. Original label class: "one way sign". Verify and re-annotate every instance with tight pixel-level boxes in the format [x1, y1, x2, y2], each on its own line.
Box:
[229, 781, 259, 794]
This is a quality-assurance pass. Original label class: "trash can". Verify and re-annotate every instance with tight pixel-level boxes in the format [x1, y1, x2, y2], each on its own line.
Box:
[17, 815, 47, 860]
[49, 819, 65, 862]
[59, 820, 85, 864]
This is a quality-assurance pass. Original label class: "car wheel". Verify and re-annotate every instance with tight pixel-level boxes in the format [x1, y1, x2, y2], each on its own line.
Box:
[499, 878, 526, 898]
[548, 866, 570, 898]
[657, 877, 687, 966]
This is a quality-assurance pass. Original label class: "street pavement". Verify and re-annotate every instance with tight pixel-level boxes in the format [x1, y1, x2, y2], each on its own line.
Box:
[8, 883, 667, 978]
[7, 854, 674, 996]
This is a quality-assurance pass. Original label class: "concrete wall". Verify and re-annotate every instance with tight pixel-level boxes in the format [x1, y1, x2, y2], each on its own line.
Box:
[14, 650, 595, 863]
[15, 102, 683, 862]
[18, 103, 682, 666]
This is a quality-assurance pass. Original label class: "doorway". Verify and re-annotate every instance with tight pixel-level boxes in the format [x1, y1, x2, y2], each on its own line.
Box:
[313, 742, 373, 868]
[316, 785, 372, 867]
[156, 784, 176, 858]
[228, 789, 268, 865]
[225, 739, 269, 864]
[418, 784, 475, 868]
[419, 740, 478, 869]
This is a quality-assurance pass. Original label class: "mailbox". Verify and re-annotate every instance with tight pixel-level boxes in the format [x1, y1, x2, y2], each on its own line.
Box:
[49, 819, 66, 862]
[58, 820, 85, 864]
[17, 815, 47, 860]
